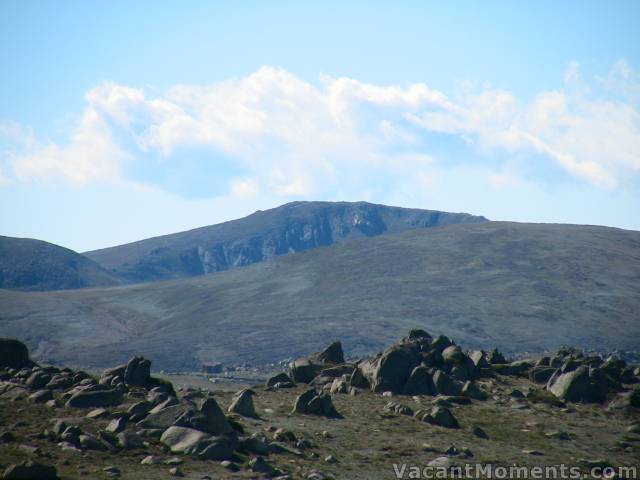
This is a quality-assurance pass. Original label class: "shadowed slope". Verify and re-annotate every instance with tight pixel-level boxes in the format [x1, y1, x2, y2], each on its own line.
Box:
[0, 236, 121, 291]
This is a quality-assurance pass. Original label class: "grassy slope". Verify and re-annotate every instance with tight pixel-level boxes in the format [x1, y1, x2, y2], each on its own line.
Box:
[1, 221, 639, 370]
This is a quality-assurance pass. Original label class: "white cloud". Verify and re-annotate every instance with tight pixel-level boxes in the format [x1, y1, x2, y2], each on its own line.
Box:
[2, 62, 639, 198]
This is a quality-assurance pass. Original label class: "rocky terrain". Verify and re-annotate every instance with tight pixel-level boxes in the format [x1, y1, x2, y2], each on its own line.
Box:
[83, 201, 487, 284]
[1, 221, 639, 370]
[0, 236, 121, 291]
[1, 332, 639, 479]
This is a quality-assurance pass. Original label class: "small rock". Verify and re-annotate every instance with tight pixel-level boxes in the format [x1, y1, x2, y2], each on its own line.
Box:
[249, 456, 276, 476]
[220, 460, 239, 472]
[169, 467, 184, 477]
[545, 430, 570, 440]
[28, 389, 53, 403]
[103, 466, 121, 477]
[105, 417, 126, 434]
[324, 455, 337, 464]
[522, 449, 544, 455]
[140, 455, 160, 465]
[228, 388, 258, 418]
[472, 425, 488, 439]
[423, 406, 459, 429]
[86, 408, 109, 419]
[117, 431, 144, 449]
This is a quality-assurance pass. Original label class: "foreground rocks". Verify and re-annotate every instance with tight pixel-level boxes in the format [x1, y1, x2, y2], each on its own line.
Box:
[1, 334, 639, 478]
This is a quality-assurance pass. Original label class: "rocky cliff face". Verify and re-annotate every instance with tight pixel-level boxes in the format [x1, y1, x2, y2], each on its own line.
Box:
[85, 201, 487, 283]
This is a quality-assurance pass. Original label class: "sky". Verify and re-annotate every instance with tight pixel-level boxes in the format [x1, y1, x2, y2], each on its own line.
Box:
[1, 1, 639, 252]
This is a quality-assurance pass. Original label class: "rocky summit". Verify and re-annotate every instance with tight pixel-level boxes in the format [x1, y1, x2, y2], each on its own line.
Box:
[1, 334, 639, 479]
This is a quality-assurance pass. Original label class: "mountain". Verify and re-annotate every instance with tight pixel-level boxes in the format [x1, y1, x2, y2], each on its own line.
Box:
[0, 236, 122, 291]
[1, 221, 638, 370]
[83, 201, 488, 284]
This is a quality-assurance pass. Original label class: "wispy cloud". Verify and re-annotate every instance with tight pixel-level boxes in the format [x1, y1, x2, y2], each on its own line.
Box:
[1, 62, 639, 199]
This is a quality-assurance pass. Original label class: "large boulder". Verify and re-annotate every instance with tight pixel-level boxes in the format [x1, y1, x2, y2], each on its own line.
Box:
[470, 351, 490, 369]
[314, 341, 344, 364]
[530, 366, 557, 384]
[175, 398, 235, 436]
[547, 366, 606, 403]
[402, 366, 435, 395]
[0, 338, 35, 369]
[136, 403, 191, 430]
[289, 341, 347, 384]
[124, 356, 151, 387]
[2, 460, 58, 480]
[360, 344, 421, 393]
[431, 370, 462, 396]
[422, 406, 459, 429]
[25, 371, 50, 390]
[288, 358, 323, 384]
[292, 388, 341, 418]
[487, 348, 507, 364]
[160, 426, 235, 460]
[228, 388, 258, 418]
[65, 389, 123, 408]
[607, 385, 640, 412]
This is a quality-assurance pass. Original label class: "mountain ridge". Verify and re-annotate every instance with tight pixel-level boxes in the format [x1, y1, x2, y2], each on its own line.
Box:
[83, 201, 488, 284]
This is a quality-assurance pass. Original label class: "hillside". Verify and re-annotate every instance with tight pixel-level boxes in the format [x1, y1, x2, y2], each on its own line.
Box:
[83, 201, 487, 283]
[0, 236, 122, 291]
[1, 221, 639, 370]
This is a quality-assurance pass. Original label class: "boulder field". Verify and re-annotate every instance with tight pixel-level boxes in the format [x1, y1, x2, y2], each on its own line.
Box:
[1, 332, 639, 479]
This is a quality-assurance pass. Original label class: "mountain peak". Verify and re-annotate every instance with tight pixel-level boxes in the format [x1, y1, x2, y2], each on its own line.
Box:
[84, 201, 488, 285]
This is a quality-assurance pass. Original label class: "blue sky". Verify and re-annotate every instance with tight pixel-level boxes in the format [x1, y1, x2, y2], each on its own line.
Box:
[1, 1, 639, 251]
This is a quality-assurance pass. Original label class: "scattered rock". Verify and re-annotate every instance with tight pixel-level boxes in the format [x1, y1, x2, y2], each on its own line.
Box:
[220, 460, 239, 471]
[124, 356, 151, 387]
[249, 456, 277, 476]
[266, 372, 294, 388]
[169, 467, 184, 477]
[228, 388, 258, 418]
[461, 381, 486, 400]
[105, 417, 126, 433]
[140, 455, 160, 465]
[293, 388, 341, 417]
[86, 408, 109, 419]
[522, 449, 544, 455]
[422, 406, 459, 429]
[403, 366, 435, 395]
[117, 431, 144, 449]
[160, 426, 235, 460]
[547, 366, 606, 403]
[28, 389, 53, 403]
[472, 425, 488, 439]
[103, 466, 121, 477]
[545, 430, 570, 440]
